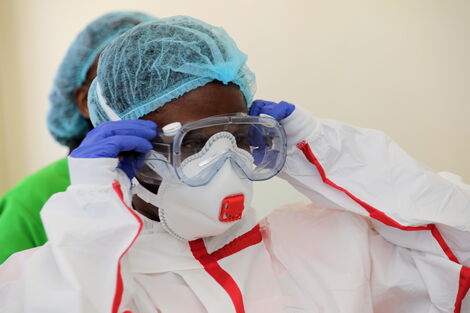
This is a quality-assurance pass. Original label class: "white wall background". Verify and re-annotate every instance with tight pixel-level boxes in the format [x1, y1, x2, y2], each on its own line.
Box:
[1, 0, 469, 215]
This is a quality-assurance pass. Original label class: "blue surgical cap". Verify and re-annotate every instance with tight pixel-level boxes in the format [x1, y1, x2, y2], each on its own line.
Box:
[47, 11, 156, 146]
[88, 15, 256, 125]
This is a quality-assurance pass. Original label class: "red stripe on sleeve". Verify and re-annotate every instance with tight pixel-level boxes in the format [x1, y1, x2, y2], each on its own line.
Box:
[429, 225, 459, 263]
[297, 141, 459, 262]
[454, 266, 470, 313]
[297, 141, 468, 311]
[111, 181, 143, 313]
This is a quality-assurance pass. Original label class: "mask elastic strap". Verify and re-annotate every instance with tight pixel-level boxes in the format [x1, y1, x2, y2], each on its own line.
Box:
[97, 81, 122, 121]
[131, 178, 159, 204]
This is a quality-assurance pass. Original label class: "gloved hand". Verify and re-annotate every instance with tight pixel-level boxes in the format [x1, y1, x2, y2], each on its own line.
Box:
[71, 120, 157, 179]
[247, 100, 294, 166]
[248, 100, 295, 121]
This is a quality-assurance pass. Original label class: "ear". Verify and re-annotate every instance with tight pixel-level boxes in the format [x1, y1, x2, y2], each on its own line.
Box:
[74, 86, 90, 119]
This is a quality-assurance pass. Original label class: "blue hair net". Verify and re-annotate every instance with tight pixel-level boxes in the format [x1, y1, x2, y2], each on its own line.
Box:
[88, 15, 256, 125]
[47, 11, 156, 146]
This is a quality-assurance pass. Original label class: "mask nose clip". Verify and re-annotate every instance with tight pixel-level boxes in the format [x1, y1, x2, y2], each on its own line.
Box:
[219, 194, 245, 222]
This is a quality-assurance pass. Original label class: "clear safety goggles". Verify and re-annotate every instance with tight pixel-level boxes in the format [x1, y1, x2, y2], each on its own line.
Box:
[135, 113, 287, 187]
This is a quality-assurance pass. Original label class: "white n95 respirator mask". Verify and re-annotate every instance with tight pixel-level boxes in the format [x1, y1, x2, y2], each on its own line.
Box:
[133, 132, 254, 241]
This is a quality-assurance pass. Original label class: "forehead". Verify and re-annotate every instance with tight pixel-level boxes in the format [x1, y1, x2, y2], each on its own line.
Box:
[141, 82, 247, 127]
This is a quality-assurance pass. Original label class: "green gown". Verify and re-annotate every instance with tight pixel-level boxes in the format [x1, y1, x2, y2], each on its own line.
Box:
[0, 158, 69, 264]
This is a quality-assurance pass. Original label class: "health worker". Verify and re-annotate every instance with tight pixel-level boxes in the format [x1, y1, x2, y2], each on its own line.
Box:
[1, 16, 469, 313]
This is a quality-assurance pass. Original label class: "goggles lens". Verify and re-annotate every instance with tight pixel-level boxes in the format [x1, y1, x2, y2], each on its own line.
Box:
[136, 113, 287, 187]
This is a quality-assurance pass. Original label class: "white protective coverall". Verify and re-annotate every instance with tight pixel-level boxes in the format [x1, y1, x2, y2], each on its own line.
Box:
[0, 107, 469, 313]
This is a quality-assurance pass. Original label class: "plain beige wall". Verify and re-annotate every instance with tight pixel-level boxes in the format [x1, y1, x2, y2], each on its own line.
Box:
[1, 0, 469, 213]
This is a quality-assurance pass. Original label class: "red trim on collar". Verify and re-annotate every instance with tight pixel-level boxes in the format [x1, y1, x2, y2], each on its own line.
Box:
[189, 239, 246, 313]
[188, 224, 262, 312]
[211, 225, 262, 260]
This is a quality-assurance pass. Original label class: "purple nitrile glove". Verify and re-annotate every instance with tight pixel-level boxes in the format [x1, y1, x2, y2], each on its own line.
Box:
[247, 100, 294, 166]
[71, 120, 157, 179]
[248, 100, 295, 121]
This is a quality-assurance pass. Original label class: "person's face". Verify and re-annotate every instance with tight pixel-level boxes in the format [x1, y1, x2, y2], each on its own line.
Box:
[133, 81, 247, 220]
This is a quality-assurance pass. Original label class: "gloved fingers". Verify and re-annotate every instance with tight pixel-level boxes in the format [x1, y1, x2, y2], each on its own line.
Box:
[252, 148, 279, 168]
[102, 135, 154, 155]
[249, 99, 271, 116]
[249, 99, 295, 121]
[87, 120, 157, 141]
[261, 103, 283, 120]
[70, 119, 156, 158]
[249, 99, 281, 119]
[248, 125, 266, 148]
[252, 146, 266, 165]
[278, 101, 296, 118]
[118, 156, 146, 180]
[73, 135, 153, 158]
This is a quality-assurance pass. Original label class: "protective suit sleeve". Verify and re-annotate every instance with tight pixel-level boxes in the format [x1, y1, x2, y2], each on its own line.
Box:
[0, 157, 142, 313]
[278, 106, 470, 312]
